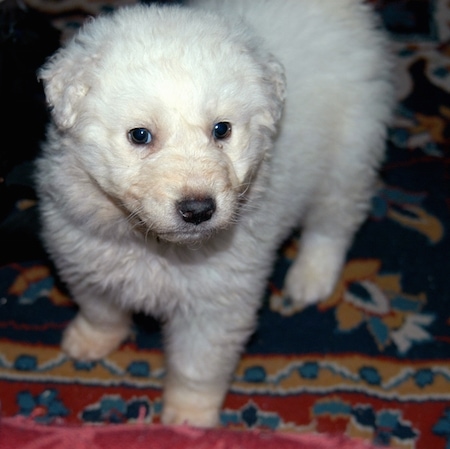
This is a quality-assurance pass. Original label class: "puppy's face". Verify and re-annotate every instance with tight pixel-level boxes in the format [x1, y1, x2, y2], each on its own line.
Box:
[40, 6, 285, 243]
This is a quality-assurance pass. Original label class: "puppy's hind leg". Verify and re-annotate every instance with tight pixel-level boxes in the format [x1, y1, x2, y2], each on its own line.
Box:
[285, 228, 350, 307]
[62, 292, 131, 361]
[285, 112, 386, 307]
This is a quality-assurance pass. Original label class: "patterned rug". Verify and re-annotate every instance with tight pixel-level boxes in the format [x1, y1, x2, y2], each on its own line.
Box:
[0, 1, 449, 448]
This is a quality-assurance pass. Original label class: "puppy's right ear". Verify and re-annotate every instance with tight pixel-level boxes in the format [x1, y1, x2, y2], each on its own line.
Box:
[38, 45, 97, 129]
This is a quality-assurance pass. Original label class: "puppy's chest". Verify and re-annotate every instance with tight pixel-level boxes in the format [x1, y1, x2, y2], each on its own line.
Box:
[102, 239, 228, 311]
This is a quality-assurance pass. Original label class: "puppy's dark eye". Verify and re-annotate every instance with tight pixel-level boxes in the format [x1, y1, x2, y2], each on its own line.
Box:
[213, 122, 232, 140]
[129, 128, 152, 145]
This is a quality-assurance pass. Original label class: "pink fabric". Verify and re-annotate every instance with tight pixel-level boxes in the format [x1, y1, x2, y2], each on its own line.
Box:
[0, 416, 380, 449]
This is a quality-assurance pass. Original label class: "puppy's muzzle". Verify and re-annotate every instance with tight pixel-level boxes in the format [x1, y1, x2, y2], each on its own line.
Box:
[177, 197, 216, 225]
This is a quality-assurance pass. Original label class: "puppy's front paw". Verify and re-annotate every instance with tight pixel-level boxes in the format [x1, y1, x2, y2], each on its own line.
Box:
[62, 314, 129, 361]
[162, 401, 219, 428]
[285, 235, 346, 307]
[162, 382, 222, 427]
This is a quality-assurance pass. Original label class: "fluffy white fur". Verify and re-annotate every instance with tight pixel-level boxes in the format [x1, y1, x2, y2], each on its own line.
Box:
[36, 0, 392, 427]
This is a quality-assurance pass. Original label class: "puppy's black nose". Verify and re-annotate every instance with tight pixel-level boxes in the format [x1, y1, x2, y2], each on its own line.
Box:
[178, 198, 216, 225]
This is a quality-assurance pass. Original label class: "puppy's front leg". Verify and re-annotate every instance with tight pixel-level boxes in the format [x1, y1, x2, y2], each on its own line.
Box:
[162, 305, 256, 427]
[62, 294, 131, 361]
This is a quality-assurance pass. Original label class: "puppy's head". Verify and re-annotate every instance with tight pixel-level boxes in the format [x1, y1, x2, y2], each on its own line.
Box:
[39, 5, 285, 243]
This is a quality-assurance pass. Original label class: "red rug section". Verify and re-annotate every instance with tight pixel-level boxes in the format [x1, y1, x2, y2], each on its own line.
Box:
[0, 417, 380, 449]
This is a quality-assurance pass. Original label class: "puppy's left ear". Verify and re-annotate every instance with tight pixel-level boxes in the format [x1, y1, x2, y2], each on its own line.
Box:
[262, 54, 286, 125]
[38, 45, 98, 130]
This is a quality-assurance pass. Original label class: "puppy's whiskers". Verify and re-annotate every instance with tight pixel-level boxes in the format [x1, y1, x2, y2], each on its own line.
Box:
[121, 203, 151, 236]
[125, 206, 144, 228]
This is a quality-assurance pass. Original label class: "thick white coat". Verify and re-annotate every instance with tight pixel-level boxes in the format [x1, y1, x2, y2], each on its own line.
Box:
[36, 0, 392, 426]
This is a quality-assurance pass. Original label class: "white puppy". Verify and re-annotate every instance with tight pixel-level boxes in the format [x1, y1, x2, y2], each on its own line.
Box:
[36, 0, 392, 427]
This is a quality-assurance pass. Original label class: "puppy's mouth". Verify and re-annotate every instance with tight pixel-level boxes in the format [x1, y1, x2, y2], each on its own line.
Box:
[155, 228, 216, 244]
[153, 215, 230, 244]
[127, 197, 235, 244]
